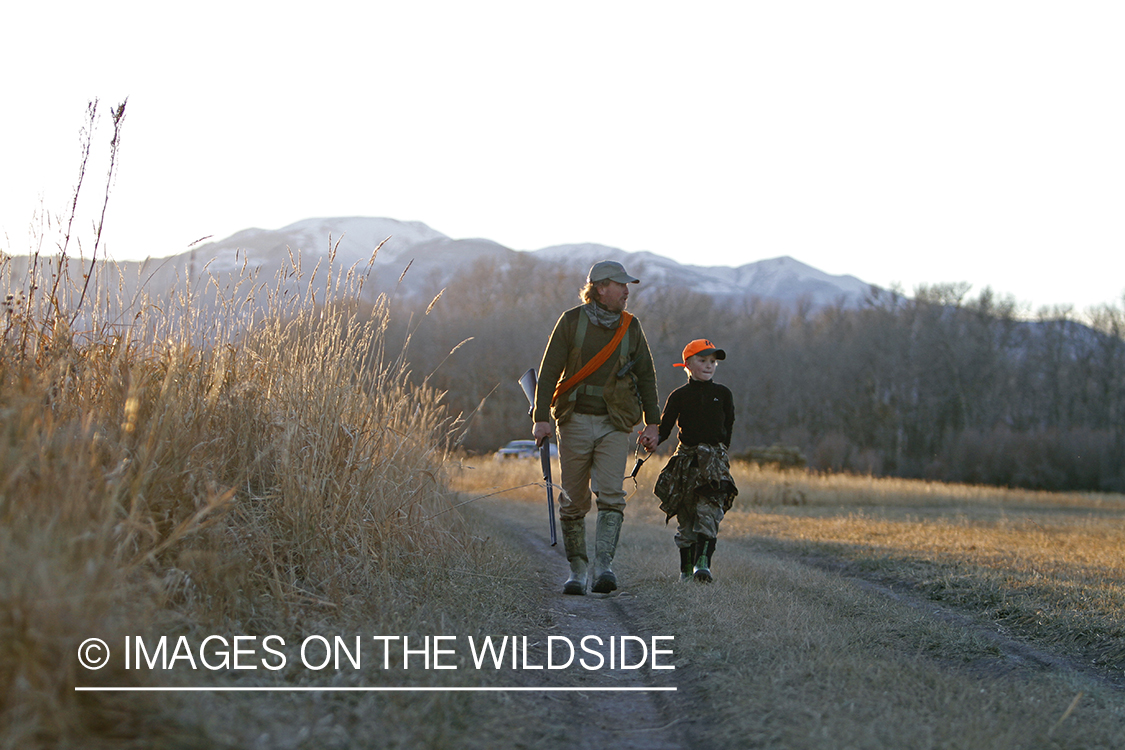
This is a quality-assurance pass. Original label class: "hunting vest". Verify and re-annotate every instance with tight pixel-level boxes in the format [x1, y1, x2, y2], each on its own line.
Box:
[551, 312, 644, 432]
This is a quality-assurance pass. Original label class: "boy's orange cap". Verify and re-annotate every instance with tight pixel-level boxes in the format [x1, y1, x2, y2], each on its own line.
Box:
[674, 339, 727, 367]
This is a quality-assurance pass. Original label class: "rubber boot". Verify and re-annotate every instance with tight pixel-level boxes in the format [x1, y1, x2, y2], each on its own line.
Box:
[679, 545, 695, 582]
[561, 517, 588, 595]
[693, 537, 716, 583]
[591, 509, 623, 593]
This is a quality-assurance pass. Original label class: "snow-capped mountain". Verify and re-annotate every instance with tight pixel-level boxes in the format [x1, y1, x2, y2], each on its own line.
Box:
[175, 217, 875, 307]
[194, 217, 447, 274]
[535, 243, 872, 305]
[6, 217, 875, 311]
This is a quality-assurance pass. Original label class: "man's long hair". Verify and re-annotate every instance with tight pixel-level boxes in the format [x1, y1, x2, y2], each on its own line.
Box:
[581, 281, 605, 304]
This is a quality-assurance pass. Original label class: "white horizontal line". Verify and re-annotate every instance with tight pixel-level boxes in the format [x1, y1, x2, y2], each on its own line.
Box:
[75, 686, 676, 692]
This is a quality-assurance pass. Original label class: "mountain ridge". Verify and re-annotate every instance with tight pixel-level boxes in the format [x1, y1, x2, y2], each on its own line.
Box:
[8, 217, 877, 309]
[198, 217, 873, 306]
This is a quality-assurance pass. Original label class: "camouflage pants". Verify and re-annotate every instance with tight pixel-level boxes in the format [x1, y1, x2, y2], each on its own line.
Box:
[654, 443, 737, 529]
[674, 493, 725, 548]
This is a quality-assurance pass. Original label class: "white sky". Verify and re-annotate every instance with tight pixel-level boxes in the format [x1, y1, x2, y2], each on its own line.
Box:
[2, 1, 1123, 312]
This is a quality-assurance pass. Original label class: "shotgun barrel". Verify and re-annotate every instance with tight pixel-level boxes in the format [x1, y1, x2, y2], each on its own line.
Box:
[518, 368, 557, 546]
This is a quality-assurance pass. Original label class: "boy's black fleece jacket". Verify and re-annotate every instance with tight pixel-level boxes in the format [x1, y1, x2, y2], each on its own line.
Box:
[657, 378, 735, 448]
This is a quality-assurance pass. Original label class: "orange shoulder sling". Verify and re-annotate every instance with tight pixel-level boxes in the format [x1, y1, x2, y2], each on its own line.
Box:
[550, 312, 633, 407]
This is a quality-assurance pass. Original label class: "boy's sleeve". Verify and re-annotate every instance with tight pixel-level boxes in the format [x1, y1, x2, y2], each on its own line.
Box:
[657, 390, 679, 446]
[722, 385, 735, 447]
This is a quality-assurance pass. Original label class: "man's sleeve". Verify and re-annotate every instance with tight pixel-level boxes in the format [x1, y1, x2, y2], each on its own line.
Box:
[532, 312, 571, 423]
[632, 320, 662, 425]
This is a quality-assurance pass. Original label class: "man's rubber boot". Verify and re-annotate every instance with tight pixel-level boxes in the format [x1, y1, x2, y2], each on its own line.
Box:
[679, 545, 695, 582]
[591, 510, 623, 593]
[561, 518, 588, 595]
[693, 537, 716, 583]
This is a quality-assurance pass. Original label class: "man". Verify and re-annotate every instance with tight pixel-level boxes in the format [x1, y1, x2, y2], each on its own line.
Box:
[532, 260, 661, 595]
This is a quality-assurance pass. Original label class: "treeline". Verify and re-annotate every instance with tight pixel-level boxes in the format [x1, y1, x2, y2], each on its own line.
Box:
[389, 256, 1125, 492]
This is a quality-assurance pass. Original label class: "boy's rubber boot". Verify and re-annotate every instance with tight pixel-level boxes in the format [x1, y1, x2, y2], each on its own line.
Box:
[591, 509, 623, 593]
[679, 545, 695, 582]
[560, 518, 588, 595]
[693, 537, 716, 583]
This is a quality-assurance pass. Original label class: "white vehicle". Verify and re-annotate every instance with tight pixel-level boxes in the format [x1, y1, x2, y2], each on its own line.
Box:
[495, 439, 558, 460]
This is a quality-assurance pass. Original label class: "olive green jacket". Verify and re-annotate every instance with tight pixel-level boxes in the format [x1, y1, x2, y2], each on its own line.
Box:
[533, 306, 660, 431]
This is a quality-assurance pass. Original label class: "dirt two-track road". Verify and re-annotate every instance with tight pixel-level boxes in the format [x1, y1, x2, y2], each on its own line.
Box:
[470, 495, 1125, 750]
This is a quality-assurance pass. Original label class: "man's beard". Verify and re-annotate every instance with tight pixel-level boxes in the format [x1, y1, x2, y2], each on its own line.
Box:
[599, 297, 626, 313]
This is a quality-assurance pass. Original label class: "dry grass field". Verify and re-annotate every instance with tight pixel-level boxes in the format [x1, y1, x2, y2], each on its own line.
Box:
[723, 464, 1125, 670]
[7, 277, 1124, 748]
[8, 281, 1122, 749]
[452, 456, 1125, 748]
[0, 253, 547, 749]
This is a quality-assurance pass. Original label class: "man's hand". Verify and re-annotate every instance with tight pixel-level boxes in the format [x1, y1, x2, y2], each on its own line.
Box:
[638, 424, 660, 452]
[533, 421, 554, 447]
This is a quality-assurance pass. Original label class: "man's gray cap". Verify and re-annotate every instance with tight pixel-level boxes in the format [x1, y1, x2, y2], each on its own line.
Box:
[587, 260, 640, 284]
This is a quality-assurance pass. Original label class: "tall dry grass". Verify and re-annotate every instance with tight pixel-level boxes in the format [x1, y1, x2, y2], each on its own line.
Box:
[0, 237, 475, 745]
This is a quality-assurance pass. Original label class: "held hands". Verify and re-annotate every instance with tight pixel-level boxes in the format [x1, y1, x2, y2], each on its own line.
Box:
[637, 424, 659, 452]
[536, 421, 656, 451]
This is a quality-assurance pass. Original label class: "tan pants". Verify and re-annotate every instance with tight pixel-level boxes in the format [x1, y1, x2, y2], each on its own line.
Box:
[556, 412, 630, 519]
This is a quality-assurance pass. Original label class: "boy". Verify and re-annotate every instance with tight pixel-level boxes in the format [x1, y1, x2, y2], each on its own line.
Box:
[653, 339, 738, 583]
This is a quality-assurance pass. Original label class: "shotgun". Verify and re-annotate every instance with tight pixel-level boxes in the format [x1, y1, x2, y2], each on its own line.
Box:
[518, 368, 558, 546]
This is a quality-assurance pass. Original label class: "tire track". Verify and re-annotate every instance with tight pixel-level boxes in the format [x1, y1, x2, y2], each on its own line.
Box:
[746, 540, 1125, 694]
[480, 499, 690, 750]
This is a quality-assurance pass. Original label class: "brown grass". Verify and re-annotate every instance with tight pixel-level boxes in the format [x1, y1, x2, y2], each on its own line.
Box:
[454, 455, 1125, 748]
[715, 464, 1125, 669]
[0, 245, 543, 748]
